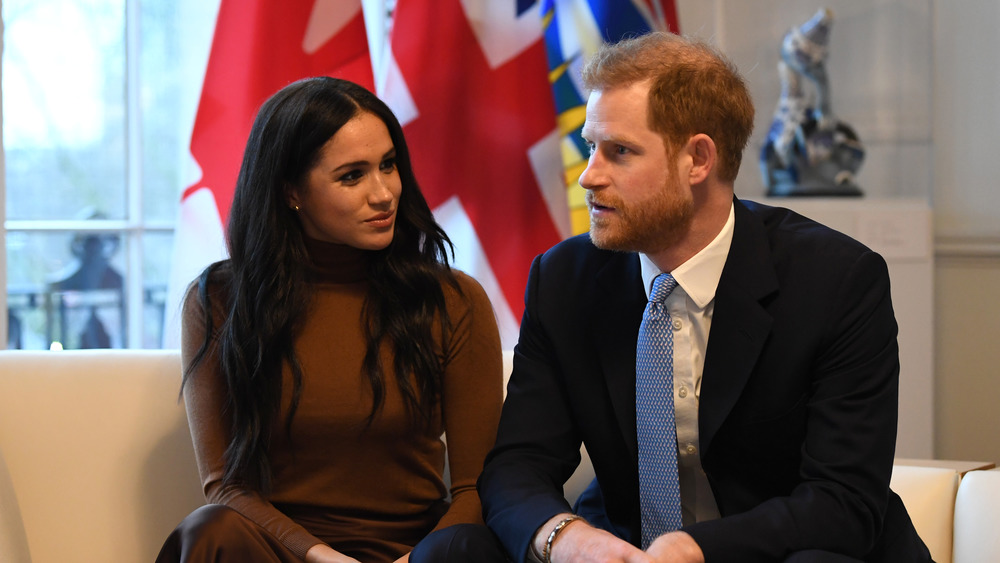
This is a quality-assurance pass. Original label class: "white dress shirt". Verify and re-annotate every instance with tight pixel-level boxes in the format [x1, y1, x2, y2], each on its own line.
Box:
[638, 202, 734, 525]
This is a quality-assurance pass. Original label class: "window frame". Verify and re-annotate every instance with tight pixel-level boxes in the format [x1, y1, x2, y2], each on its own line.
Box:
[1, 0, 174, 350]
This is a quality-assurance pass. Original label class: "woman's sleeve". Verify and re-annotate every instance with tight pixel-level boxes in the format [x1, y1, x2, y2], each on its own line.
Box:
[180, 284, 323, 559]
[432, 272, 504, 530]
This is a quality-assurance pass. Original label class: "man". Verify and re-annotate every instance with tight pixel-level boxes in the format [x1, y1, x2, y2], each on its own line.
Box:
[478, 31, 930, 563]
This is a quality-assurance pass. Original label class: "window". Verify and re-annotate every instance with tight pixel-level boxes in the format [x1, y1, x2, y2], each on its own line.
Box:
[2, 0, 220, 349]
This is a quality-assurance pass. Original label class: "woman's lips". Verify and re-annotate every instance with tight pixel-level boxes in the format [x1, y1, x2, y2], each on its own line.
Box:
[365, 210, 395, 227]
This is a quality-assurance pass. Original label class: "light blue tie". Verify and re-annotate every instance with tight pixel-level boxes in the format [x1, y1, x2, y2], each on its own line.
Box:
[636, 272, 682, 549]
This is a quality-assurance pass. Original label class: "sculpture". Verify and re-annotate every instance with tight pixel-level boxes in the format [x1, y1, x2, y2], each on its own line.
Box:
[760, 8, 864, 196]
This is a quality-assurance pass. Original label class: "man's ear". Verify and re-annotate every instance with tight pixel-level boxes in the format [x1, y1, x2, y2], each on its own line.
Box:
[684, 134, 717, 185]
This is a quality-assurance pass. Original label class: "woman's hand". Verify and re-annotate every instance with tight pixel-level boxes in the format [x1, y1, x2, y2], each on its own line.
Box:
[304, 543, 361, 563]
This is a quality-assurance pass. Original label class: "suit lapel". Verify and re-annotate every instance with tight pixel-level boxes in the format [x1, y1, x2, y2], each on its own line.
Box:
[699, 199, 779, 459]
[591, 252, 646, 459]
[584, 200, 780, 462]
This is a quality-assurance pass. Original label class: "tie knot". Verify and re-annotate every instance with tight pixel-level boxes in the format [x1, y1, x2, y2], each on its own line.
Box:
[649, 273, 677, 304]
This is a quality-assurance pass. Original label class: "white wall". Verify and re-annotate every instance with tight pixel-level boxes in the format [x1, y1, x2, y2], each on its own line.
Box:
[933, 1, 1000, 243]
[930, 0, 1000, 463]
[677, 0, 1000, 463]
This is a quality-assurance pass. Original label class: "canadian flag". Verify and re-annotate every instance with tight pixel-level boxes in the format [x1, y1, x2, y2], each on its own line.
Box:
[383, 0, 572, 348]
[164, 0, 374, 345]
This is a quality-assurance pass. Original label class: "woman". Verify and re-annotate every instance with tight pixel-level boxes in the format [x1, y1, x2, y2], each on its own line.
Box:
[156, 77, 504, 563]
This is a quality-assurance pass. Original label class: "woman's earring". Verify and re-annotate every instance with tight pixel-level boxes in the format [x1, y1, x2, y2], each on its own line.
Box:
[293, 205, 300, 211]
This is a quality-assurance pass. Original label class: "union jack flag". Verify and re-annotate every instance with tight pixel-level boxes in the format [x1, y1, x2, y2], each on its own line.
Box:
[384, 0, 571, 347]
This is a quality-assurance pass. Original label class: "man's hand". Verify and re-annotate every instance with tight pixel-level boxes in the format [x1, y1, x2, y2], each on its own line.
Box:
[645, 531, 705, 563]
[534, 513, 653, 563]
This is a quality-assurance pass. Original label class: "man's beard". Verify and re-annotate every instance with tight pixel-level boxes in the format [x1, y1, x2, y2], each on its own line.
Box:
[587, 178, 694, 255]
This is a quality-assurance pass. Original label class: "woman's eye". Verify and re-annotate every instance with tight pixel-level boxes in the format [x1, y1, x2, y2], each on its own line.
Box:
[379, 157, 397, 172]
[338, 170, 363, 184]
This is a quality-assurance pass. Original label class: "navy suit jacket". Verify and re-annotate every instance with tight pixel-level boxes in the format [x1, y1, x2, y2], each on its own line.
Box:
[479, 199, 929, 562]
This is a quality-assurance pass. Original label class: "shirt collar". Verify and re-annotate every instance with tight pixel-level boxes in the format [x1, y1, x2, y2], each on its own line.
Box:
[639, 202, 735, 309]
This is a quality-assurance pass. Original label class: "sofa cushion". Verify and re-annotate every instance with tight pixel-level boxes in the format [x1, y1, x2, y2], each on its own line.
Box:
[890, 464, 960, 563]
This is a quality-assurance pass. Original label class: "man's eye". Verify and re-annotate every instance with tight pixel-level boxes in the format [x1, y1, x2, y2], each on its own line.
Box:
[584, 141, 595, 155]
[616, 145, 629, 155]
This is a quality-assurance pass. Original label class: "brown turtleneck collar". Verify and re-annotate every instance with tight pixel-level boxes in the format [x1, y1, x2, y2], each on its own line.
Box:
[303, 236, 370, 284]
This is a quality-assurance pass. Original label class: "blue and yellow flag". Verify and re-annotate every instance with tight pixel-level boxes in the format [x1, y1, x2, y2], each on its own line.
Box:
[535, 0, 680, 233]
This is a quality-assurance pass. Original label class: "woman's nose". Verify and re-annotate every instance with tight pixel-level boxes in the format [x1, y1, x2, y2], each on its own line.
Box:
[369, 175, 394, 205]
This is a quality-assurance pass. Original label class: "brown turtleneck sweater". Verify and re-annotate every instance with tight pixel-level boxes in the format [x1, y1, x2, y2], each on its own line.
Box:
[181, 239, 503, 561]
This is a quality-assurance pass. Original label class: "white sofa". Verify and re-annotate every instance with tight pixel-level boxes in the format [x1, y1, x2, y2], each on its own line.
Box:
[0, 349, 996, 563]
[0, 351, 202, 563]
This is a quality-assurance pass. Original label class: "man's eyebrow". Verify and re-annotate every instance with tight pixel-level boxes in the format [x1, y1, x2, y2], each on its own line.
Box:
[587, 132, 642, 148]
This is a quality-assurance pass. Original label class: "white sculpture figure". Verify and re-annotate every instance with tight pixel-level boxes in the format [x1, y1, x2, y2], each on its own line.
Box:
[760, 8, 864, 196]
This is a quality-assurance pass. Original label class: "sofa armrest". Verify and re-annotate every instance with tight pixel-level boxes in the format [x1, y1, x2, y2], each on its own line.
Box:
[953, 468, 1000, 563]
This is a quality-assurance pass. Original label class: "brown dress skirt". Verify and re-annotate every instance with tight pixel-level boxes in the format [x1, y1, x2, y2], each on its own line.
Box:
[155, 504, 509, 563]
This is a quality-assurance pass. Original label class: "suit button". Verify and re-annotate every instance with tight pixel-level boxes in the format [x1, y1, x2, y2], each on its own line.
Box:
[686, 444, 697, 455]
[678, 387, 688, 398]
[672, 319, 682, 330]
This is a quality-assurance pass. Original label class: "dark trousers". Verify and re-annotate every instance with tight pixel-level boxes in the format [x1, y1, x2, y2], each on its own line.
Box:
[411, 524, 509, 563]
[784, 551, 864, 562]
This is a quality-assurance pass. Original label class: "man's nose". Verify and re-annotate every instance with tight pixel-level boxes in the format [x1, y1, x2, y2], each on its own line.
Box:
[579, 152, 606, 191]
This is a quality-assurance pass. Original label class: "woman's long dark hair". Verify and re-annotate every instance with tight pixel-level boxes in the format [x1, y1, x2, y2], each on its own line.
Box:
[183, 77, 457, 492]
